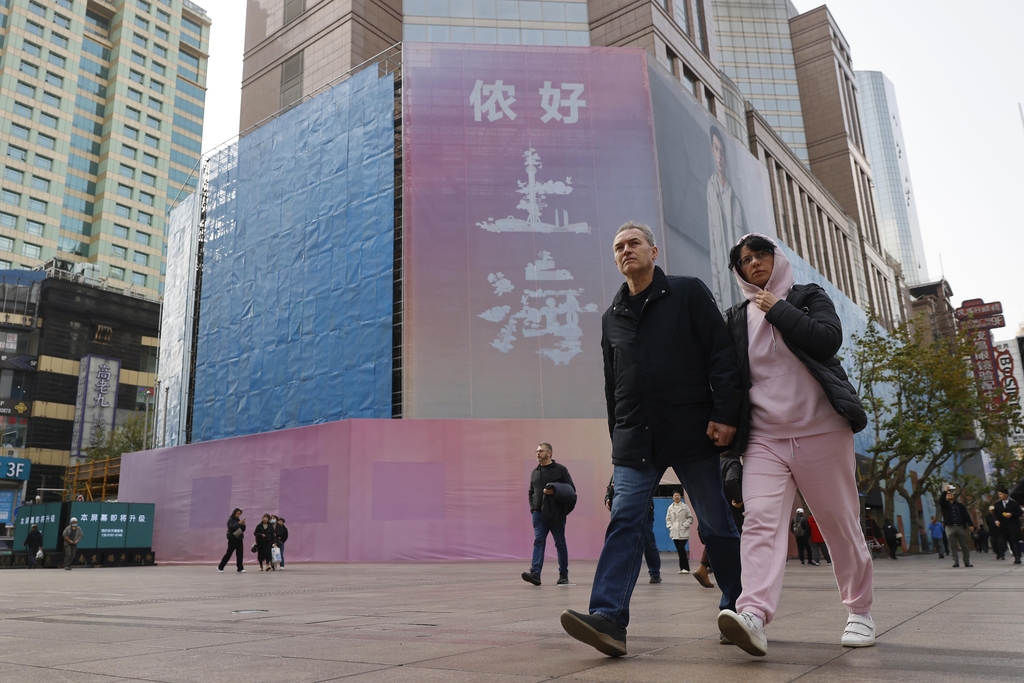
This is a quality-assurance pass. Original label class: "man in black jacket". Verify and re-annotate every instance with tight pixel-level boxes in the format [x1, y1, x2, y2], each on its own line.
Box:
[939, 485, 974, 568]
[24, 523, 43, 569]
[993, 487, 1022, 564]
[523, 442, 575, 586]
[560, 222, 743, 657]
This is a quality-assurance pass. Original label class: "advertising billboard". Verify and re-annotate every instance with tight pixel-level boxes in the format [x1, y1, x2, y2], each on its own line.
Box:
[13, 502, 61, 550]
[70, 356, 122, 457]
[69, 502, 154, 550]
[403, 44, 664, 419]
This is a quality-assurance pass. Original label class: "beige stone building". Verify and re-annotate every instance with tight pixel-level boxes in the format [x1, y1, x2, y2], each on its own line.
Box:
[240, 0, 402, 132]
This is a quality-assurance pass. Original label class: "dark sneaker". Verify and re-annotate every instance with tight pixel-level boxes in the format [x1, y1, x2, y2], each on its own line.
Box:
[521, 571, 541, 586]
[952, 563, 960, 568]
[964, 563, 973, 567]
[649, 575, 662, 584]
[557, 575, 569, 585]
[560, 610, 627, 657]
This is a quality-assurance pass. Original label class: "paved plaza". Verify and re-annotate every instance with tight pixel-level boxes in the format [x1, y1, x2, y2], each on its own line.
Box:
[0, 553, 1021, 682]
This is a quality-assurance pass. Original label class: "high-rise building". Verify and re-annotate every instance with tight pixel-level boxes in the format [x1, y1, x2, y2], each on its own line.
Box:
[710, 0, 808, 164]
[240, 0, 402, 132]
[402, 0, 590, 48]
[856, 70, 927, 285]
[0, 0, 210, 298]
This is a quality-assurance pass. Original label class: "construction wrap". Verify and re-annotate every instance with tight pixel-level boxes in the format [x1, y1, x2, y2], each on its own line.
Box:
[157, 190, 201, 448]
[191, 67, 395, 442]
[120, 418, 616, 563]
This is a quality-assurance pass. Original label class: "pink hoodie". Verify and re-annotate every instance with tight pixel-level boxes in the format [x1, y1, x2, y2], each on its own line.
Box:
[733, 234, 849, 439]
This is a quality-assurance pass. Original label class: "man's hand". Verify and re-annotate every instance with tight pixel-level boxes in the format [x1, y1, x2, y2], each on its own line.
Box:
[754, 291, 780, 313]
[1004, 512, 1012, 518]
[996, 520, 1002, 527]
[604, 499, 612, 511]
[543, 486, 555, 496]
[731, 500, 743, 509]
[706, 421, 736, 447]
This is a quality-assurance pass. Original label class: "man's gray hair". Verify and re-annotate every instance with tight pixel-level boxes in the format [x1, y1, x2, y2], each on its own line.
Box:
[538, 442, 553, 453]
[615, 221, 656, 248]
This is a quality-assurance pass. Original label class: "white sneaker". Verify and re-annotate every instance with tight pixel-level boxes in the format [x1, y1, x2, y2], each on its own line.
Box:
[717, 610, 767, 656]
[841, 614, 875, 647]
[679, 569, 689, 574]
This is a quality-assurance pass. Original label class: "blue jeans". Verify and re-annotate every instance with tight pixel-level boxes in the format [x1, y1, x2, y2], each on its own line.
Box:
[590, 458, 741, 629]
[644, 508, 661, 577]
[531, 511, 568, 577]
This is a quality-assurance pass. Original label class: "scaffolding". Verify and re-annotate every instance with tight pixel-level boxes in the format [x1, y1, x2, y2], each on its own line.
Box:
[64, 456, 120, 502]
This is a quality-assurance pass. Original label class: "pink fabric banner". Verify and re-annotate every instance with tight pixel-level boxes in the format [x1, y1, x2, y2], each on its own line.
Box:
[120, 418, 618, 563]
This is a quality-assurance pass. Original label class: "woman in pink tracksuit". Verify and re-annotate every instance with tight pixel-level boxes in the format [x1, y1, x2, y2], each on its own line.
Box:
[716, 233, 875, 656]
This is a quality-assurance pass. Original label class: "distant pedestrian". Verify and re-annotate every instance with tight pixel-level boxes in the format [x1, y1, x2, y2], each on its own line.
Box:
[791, 508, 814, 565]
[253, 514, 276, 571]
[665, 491, 693, 574]
[275, 517, 289, 568]
[882, 519, 899, 560]
[62, 518, 83, 570]
[928, 516, 945, 558]
[218, 508, 247, 573]
[523, 443, 575, 586]
[24, 524, 43, 569]
[973, 524, 988, 554]
[808, 514, 830, 565]
[986, 508, 1005, 560]
[938, 485, 974, 568]
[993, 487, 1022, 564]
[606, 476, 661, 583]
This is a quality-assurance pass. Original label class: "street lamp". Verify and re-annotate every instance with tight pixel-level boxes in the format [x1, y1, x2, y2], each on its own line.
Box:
[142, 388, 154, 450]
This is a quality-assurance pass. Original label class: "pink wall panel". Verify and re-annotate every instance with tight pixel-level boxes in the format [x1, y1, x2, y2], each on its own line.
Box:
[121, 418, 613, 564]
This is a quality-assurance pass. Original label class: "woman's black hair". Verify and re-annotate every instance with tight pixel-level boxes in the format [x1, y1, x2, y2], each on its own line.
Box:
[728, 234, 777, 271]
[231, 508, 243, 517]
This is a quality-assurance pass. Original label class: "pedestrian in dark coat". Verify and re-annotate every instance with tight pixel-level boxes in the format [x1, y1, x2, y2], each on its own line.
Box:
[993, 487, 1022, 564]
[253, 514, 275, 571]
[275, 517, 289, 568]
[986, 509, 1005, 559]
[218, 508, 246, 572]
[522, 443, 575, 586]
[24, 524, 43, 569]
[882, 520, 899, 560]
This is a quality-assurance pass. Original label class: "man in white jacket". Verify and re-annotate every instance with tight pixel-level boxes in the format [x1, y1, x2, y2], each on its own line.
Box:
[666, 491, 694, 573]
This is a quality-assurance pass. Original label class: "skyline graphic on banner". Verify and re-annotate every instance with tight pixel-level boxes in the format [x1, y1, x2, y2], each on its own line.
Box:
[477, 149, 591, 234]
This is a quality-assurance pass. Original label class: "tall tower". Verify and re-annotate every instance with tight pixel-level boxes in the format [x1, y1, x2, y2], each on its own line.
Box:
[856, 70, 928, 285]
[0, 0, 210, 298]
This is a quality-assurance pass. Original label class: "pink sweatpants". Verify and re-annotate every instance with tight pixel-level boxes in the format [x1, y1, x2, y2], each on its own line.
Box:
[736, 430, 873, 625]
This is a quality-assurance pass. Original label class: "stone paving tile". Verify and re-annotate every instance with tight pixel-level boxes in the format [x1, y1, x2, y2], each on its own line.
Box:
[0, 556, 1020, 682]
[0, 664, 154, 682]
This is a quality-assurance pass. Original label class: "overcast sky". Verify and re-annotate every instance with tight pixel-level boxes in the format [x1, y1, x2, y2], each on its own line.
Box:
[199, 0, 1024, 339]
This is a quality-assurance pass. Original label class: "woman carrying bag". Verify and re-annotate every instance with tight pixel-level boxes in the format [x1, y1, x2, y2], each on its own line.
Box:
[253, 513, 276, 571]
[716, 233, 874, 657]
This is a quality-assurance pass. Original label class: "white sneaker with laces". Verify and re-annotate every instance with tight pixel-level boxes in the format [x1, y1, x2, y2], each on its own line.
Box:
[717, 609, 767, 656]
[678, 569, 689, 574]
[841, 614, 875, 647]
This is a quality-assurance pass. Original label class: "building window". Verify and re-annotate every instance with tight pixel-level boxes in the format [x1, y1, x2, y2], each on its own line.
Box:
[48, 52, 67, 68]
[151, 80, 164, 95]
[120, 164, 134, 178]
[127, 107, 142, 121]
[112, 245, 127, 259]
[10, 125, 30, 141]
[157, 9, 170, 23]
[152, 62, 165, 76]
[39, 113, 58, 128]
[125, 125, 140, 140]
[1, 190, 20, 205]
[42, 92, 61, 108]
[671, 0, 689, 34]
[133, 251, 148, 266]
[54, 13, 71, 29]
[704, 86, 715, 115]
[30, 176, 49, 192]
[28, 2, 45, 17]
[128, 88, 143, 103]
[33, 156, 53, 171]
[681, 67, 697, 97]
[37, 134, 56, 150]
[114, 224, 129, 239]
[22, 243, 41, 259]
[19, 61, 39, 78]
[0, 213, 16, 229]
[26, 21, 44, 37]
[153, 44, 168, 59]
[141, 173, 156, 186]
[23, 41, 42, 58]
[144, 133, 159, 148]
[142, 153, 157, 167]
[138, 211, 152, 225]
[155, 26, 168, 42]
[118, 183, 132, 197]
[25, 220, 44, 235]
[131, 51, 145, 65]
[147, 116, 160, 130]
[131, 272, 146, 287]
[52, 33, 69, 49]
[139, 192, 154, 205]
[28, 198, 46, 213]
[148, 97, 162, 111]
[15, 82, 35, 99]
[135, 16, 149, 29]
[4, 169, 23, 183]
[109, 266, 125, 280]
[13, 103, 32, 118]
[7, 146, 27, 162]
[691, 0, 707, 54]
[280, 51, 303, 111]
[0, 237, 13, 252]
[130, 70, 144, 84]
[284, 0, 305, 24]
[45, 72, 63, 87]
[115, 204, 131, 218]
[134, 33, 147, 48]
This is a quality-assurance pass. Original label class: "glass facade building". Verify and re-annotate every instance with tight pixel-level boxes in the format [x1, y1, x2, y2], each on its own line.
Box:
[402, 0, 591, 46]
[710, 0, 807, 164]
[856, 70, 928, 284]
[0, 0, 210, 297]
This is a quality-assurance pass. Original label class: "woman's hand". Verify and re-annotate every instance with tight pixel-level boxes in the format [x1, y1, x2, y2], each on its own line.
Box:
[754, 290, 780, 313]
